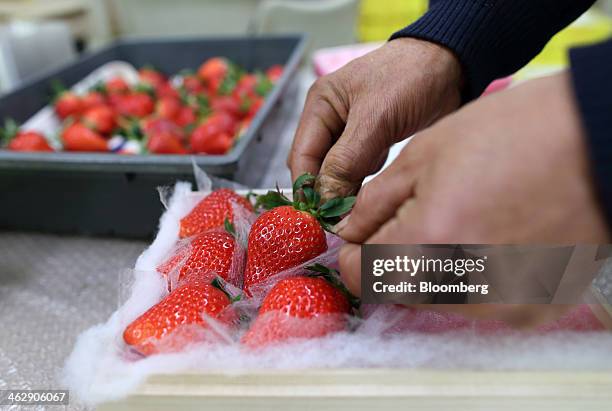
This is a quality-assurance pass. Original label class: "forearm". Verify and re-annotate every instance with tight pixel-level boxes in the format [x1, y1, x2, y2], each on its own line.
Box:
[391, 0, 595, 100]
[570, 38, 612, 228]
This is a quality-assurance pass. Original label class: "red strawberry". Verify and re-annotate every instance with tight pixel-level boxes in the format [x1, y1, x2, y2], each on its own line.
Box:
[232, 74, 257, 101]
[198, 57, 228, 95]
[142, 117, 185, 141]
[157, 230, 238, 286]
[244, 205, 327, 292]
[147, 132, 187, 154]
[241, 276, 350, 347]
[176, 105, 197, 127]
[156, 82, 180, 99]
[243, 174, 355, 294]
[156, 96, 181, 121]
[232, 74, 270, 112]
[54, 91, 83, 120]
[246, 96, 264, 118]
[182, 74, 206, 95]
[266, 65, 283, 83]
[211, 96, 244, 119]
[81, 91, 107, 111]
[112, 92, 154, 118]
[1, 119, 53, 152]
[198, 111, 237, 135]
[62, 122, 108, 152]
[190, 112, 237, 154]
[7, 131, 53, 152]
[105, 77, 130, 95]
[82, 105, 116, 135]
[191, 130, 232, 155]
[123, 277, 230, 355]
[179, 189, 253, 238]
[138, 67, 166, 88]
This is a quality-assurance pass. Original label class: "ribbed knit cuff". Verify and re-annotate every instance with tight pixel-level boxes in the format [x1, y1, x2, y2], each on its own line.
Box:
[570, 39, 612, 228]
[390, 0, 594, 101]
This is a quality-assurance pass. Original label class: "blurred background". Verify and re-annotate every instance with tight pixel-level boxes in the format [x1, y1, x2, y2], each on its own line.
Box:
[0, 0, 611, 94]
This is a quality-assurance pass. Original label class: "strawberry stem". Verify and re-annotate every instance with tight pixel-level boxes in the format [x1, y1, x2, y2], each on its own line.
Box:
[212, 277, 243, 303]
[218, 62, 243, 96]
[224, 217, 236, 237]
[50, 79, 67, 101]
[306, 263, 361, 309]
[256, 173, 355, 232]
[255, 72, 274, 97]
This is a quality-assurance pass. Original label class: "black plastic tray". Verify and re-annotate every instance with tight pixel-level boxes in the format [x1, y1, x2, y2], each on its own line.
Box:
[0, 35, 306, 238]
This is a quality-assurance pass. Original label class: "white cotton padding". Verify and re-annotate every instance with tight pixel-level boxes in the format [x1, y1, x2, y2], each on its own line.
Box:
[62, 182, 612, 408]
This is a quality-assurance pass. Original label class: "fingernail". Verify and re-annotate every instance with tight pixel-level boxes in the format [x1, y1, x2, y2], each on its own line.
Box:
[332, 215, 351, 234]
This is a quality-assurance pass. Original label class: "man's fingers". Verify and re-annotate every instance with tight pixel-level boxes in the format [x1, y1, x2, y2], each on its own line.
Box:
[316, 108, 398, 199]
[288, 79, 346, 181]
[335, 140, 424, 243]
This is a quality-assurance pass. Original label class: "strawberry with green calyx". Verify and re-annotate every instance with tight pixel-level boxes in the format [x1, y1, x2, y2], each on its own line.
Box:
[123, 273, 232, 356]
[243, 173, 355, 294]
[306, 263, 361, 310]
[81, 105, 116, 135]
[216, 62, 243, 96]
[1, 119, 53, 152]
[255, 173, 356, 232]
[51, 80, 83, 120]
[139, 117, 188, 155]
[190, 112, 237, 155]
[179, 188, 254, 238]
[241, 274, 351, 348]
[197, 57, 242, 96]
[183, 93, 211, 118]
[176, 105, 197, 128]
[61, 121, 108, 152]
[180, 70, 207, 95]
[254, 73, 274, 97]
[81, 91, 107, 111]
[138, 65, 167, 89]
[155, 95, 182, 121]
[105, 77, 130, 95]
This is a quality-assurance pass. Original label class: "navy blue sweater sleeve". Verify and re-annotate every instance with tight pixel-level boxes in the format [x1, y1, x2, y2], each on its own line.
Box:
[390, 0, 595, 99]
[391, 0, 612, 230]
[570, 39, 612, 226]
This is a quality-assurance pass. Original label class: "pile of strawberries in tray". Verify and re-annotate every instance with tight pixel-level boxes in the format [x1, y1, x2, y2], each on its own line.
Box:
[0, 58, 283, 154]
[122, 174, 359, 355]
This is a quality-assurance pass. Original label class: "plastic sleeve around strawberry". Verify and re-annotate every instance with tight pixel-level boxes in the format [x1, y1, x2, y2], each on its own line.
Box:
[244, 232, 345, 304]
[155, 198, 254, 291]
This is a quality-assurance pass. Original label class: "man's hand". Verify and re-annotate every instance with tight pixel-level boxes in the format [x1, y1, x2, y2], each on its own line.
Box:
[288, 38, 463, 199]
[336, 72, 609, 325]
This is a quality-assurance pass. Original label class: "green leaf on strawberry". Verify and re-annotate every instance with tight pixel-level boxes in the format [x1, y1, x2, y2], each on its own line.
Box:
[256, 173, 355, 232]
[306, 263, 361, 309]
[0, 118, 19, 146]
[254, 73, 274, 97]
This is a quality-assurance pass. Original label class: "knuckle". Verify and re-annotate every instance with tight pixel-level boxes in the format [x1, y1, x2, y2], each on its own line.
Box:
[307, 77, 329, 99]
[323, 147, 358, 183]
